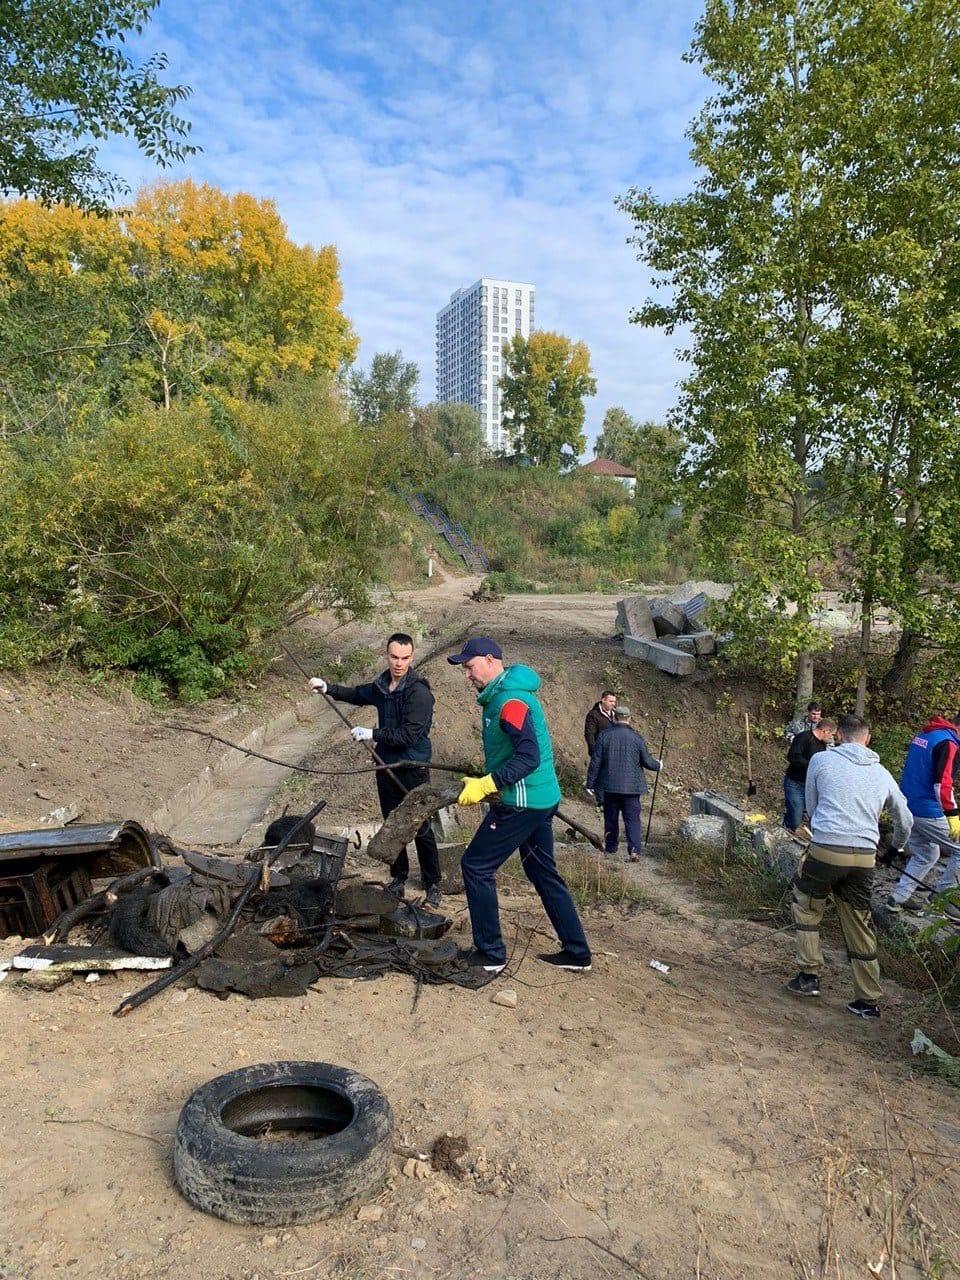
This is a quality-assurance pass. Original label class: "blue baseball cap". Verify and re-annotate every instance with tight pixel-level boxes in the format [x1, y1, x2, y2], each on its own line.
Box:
[447, 636, 503, 665]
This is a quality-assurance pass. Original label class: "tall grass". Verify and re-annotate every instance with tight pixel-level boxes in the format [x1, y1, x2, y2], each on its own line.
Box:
[421, 463, 701, 589]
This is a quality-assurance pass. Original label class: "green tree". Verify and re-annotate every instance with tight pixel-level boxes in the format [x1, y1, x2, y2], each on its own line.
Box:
[619, 0, 866, 705]
[0, 0, 195, 213]
[500, 330, 596, 468]
[595, 407, 683, 517]
[594, 407, 641, 464]
[411, 401, 484, 468]
[815, 3, 960, 709]
[349, 350, 419, 427]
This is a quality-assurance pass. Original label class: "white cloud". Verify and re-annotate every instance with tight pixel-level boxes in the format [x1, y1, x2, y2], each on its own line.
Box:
[108, 0, 707, 442]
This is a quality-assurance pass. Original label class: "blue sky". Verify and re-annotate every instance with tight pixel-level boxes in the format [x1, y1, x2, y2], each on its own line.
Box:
[108, 0, 707, 445]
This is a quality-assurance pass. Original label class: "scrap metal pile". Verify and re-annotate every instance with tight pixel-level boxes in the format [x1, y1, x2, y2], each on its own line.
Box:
[2, 786, 497, 1012]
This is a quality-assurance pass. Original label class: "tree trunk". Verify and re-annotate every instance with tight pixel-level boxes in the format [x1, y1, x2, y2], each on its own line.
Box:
[855, 604, 872, 717]
[795, 650, 814, 708]
[881, 627, 922, 699]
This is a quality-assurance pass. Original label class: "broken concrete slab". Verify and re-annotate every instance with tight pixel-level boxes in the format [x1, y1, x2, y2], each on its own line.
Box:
[678, 816, 729, 850]
[437, 842, 466, 894]
[690, 791, 748, 835]
[623, 634, 696, 676]
[650, 600, 687, 637]
[683, 631, 717, 656]
[752, 827, 806, 881]
[617, 596, 657, 641]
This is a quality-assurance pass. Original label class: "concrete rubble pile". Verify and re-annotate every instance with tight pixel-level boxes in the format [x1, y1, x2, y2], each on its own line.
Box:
[617, 591, 719, 676]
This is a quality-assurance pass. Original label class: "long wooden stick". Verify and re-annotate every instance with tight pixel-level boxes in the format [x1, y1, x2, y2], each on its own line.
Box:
[645, 722, 669, 842]
[113, 799, 327, 1018]
[278, 639, 412, 796]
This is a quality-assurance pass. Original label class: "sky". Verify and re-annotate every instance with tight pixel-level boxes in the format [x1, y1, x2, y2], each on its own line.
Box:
[107, 0, 707, 445]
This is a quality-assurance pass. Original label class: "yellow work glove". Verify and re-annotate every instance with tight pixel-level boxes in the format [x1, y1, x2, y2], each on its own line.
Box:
[947, 815, 960, 841]
[458, 774, 498, 806]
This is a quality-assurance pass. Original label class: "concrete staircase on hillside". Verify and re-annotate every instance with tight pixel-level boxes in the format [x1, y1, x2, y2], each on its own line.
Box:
[407, 494, 489, 574]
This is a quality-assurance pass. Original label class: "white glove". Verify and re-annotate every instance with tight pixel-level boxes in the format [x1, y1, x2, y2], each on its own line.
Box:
[351, 725, 373, 743]
[655, 759, 663, 770]
[309, 677, 327, 694]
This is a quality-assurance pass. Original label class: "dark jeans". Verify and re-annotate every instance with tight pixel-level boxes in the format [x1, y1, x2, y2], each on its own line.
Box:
[461, 803, 591, 965]
[783, 777, 806, 831]
[375, 766, 440, 889]
[602, 792, 644, 855]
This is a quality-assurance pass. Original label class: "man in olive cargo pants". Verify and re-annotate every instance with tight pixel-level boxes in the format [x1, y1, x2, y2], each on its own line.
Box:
[787, 714, 912, 1019]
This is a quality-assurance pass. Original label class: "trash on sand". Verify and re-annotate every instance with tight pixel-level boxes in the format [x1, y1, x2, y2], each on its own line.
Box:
[13, 944, 173, 972]
[649, 959, 671, 975]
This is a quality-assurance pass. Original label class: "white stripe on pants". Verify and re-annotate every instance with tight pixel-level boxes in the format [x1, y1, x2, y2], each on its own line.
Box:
[890, 815, 960, 904]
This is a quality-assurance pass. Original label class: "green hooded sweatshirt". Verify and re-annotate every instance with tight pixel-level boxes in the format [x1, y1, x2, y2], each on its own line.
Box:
[477, 664, 561, 810]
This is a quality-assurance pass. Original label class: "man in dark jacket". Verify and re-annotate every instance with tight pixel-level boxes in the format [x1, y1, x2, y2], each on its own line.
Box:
[586, 706, 661, 861]
[887, 714, 960, 915]
[783, 719, 836, 832]
[310, 633, 442, 906]
[584, 691, 617, 755]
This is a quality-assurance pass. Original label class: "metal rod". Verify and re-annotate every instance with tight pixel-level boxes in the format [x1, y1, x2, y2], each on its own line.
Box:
[278, 638, 411, 796]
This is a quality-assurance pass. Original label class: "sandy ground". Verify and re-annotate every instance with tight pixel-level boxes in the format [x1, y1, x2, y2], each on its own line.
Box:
[3, 572, 959, 1279]
[2, 861, 959, 1280]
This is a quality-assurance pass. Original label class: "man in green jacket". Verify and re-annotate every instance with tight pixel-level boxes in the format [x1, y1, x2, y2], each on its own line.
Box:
[449, 636, 592, 974]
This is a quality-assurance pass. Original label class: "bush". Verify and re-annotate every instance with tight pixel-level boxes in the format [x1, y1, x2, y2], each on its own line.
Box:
[0, 378, 389, 697]
[420, 462, 700, 590]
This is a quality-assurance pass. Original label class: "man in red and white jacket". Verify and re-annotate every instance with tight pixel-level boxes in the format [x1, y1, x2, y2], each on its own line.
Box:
[887, 715, 960, 916]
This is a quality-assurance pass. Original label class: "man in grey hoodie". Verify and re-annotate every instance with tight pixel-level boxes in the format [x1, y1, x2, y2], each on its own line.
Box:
[786, 713, 912, 1019]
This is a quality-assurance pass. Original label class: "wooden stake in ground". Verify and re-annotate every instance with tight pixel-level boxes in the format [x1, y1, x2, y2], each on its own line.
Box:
[745, 713, 757, 797]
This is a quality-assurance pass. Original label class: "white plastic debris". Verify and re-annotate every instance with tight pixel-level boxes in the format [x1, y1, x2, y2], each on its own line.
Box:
[649, 959, 671, 975]
[85, 973, 101, 984]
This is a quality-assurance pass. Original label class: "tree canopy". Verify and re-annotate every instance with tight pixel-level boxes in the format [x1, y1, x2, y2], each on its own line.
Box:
[0, 0, 195, 212]
[619, 0, 960, 709]
[349, 350, 419, 427]
[500, 330, 596, 468]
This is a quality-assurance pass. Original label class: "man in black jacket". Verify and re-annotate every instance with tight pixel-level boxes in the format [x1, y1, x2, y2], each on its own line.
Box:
[586, 706, 661, 860]
[584, 691, 618, 757]
[310, 633, 442, 905]
[783, 718, 836, 833]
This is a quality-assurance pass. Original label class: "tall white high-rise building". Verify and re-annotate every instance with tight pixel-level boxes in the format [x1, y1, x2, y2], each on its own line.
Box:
[435, 277, 536, 452]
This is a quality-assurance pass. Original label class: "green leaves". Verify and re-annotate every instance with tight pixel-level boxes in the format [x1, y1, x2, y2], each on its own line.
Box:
[0, 0, 196, 212]
[500, 330, 596, 468]
[620, 0, 960, 706]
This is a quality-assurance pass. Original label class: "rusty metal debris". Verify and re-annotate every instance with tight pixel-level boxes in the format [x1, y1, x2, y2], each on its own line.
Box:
[0, 820, 158, 939]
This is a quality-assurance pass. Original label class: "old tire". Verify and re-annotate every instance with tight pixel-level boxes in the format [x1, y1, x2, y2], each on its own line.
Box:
[173, 1061, 394, 1225]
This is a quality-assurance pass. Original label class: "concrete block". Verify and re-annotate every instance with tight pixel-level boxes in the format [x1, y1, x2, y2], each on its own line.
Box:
[662, 635, 697, 655]
[617, 596, 657, 641]
[623, 634, 696, 676]
[650, 599, 686, 637]
[678, 815, 729, 850]
[684, 630, 717, 656]
[690, 790, 747, 838]
[437, 841, 466, 894]
[753, 826, 806, 882]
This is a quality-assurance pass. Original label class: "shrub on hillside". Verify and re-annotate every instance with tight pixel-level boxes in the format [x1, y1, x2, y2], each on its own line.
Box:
[0, 379, 387, 698]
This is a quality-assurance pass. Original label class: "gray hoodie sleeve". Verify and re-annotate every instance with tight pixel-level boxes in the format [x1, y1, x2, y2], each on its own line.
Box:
[884, 770, 913, 849]
[804, 752, 822, 822]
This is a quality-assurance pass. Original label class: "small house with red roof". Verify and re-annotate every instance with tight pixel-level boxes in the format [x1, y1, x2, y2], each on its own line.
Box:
[579, 457, 636, 496]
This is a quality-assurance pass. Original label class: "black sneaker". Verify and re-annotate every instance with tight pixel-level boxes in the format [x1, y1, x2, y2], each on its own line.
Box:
[785, 972, 820, 997]
[537, 950, 592, 973]
[462, 948, 506, 974]
[424, 884, 442, 910]
[386, 876, 406, 898]
[846, 999, 881, 1020]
